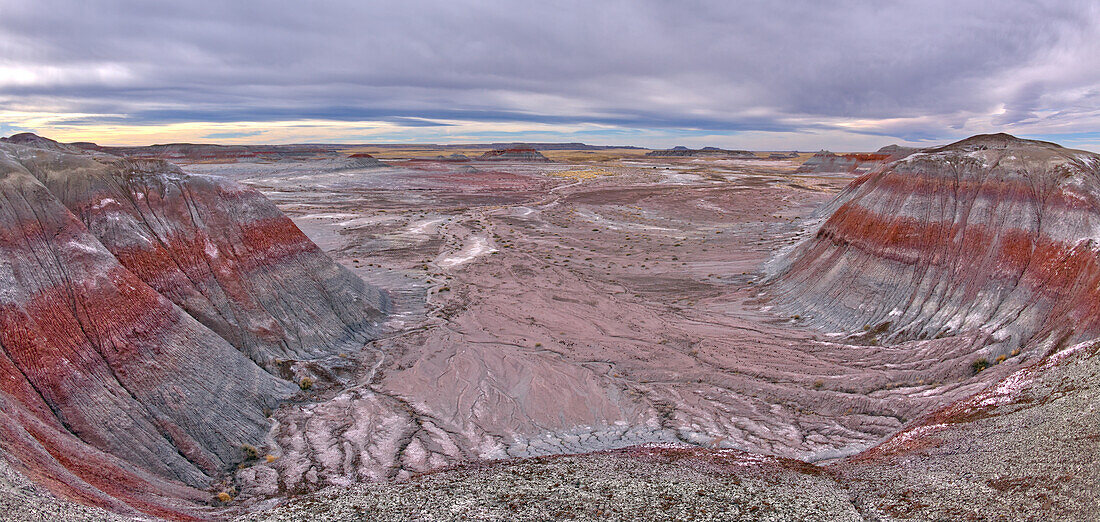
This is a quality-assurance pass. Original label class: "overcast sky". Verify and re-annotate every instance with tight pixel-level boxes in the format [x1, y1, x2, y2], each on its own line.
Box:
[2, 0, 1099, 150]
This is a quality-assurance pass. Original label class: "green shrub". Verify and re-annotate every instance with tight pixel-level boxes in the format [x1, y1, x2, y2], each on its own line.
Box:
[971, 358, 991, 375]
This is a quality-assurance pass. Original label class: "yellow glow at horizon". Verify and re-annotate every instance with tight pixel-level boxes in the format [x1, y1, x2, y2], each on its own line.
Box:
[2, 111, 621, 146]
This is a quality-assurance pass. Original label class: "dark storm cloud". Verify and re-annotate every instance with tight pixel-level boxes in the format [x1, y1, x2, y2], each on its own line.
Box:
[1, 0, 1098, 143]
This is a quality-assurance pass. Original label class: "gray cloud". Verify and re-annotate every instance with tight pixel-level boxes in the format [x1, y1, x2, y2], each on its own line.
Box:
[201, 130, 265, 139]
[1, 0, 1098, 145]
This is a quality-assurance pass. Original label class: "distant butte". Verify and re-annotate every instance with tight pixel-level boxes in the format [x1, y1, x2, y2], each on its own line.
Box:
[645, 145, 757, 158]
[476, 146, 551, 162]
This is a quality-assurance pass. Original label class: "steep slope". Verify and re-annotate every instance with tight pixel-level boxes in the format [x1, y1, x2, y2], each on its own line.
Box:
[13, 147, 385, 368]
[0, 150, 288, 482]
[0, 137, 386, 517]
[765, 134, 1100, 360]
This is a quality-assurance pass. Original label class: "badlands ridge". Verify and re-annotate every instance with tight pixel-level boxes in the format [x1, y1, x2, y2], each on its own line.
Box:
[0, 133, 1097, 520]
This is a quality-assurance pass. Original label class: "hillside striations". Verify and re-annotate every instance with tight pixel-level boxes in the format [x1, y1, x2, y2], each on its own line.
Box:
[5, 131, 1100, 520]
[794, 149, 904, 174]
[766, 134, 1100, 359]
[0, 136, 386, 518]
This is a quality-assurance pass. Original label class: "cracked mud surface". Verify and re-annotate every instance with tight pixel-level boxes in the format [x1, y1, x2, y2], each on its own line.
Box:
[178, 153, 1017, 511]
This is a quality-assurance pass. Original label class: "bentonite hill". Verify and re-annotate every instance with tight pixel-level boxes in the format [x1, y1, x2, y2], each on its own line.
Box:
[0, 134, 387, 519]
[1, 133, 1099, 521]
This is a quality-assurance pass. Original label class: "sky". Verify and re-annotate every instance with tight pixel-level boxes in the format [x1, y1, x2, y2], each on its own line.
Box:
[1, 0, 1099, 151]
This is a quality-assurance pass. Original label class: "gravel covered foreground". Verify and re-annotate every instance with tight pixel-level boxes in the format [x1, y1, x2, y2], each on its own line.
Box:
[237, 446, 861, 521]
[0, 458, 141, 522]
[836, 340, 1100, 520]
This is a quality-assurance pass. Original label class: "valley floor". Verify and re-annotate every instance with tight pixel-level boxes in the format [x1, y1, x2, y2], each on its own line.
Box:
[179, 152, 1025, 515]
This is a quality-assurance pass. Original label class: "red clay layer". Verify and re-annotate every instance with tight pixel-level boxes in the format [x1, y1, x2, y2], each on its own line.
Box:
[0, 142, 383, 519]
[809, 183, 1100, 335]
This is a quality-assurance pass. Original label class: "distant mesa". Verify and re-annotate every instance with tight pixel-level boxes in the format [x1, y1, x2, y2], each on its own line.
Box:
[646, 145, 757, 158]
[429, 153, 471, 162]
[767, 151, 800, 159]
[875, 144, 917, 155]
[57, 139, 395, 169]
[477, 147, 551, 162]
[66, 141, 336, 163]
[766, 133, 1100, 358]
[402, 153, 471, 164]
[482, 142, 643, 151]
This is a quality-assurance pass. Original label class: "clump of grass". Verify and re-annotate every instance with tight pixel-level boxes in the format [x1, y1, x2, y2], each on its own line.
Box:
[265, 454, 278, 463]
[971, 357, 991, 375]
[813, 379, 824, 389]
[995, 354, 1007, 364]
[216, 491, 233, 503]
[241, 444, 259, 460]
[299, 377, 314, 391]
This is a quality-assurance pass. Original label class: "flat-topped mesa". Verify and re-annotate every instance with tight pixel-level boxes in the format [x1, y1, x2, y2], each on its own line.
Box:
[0, 135, 387, 517]
[646, 145, 756, 158]
[435, 153, 471, 162]
[764, 133, 1100, 358]
[69, 142, 334, 162]
[477, 147, 551, 162]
